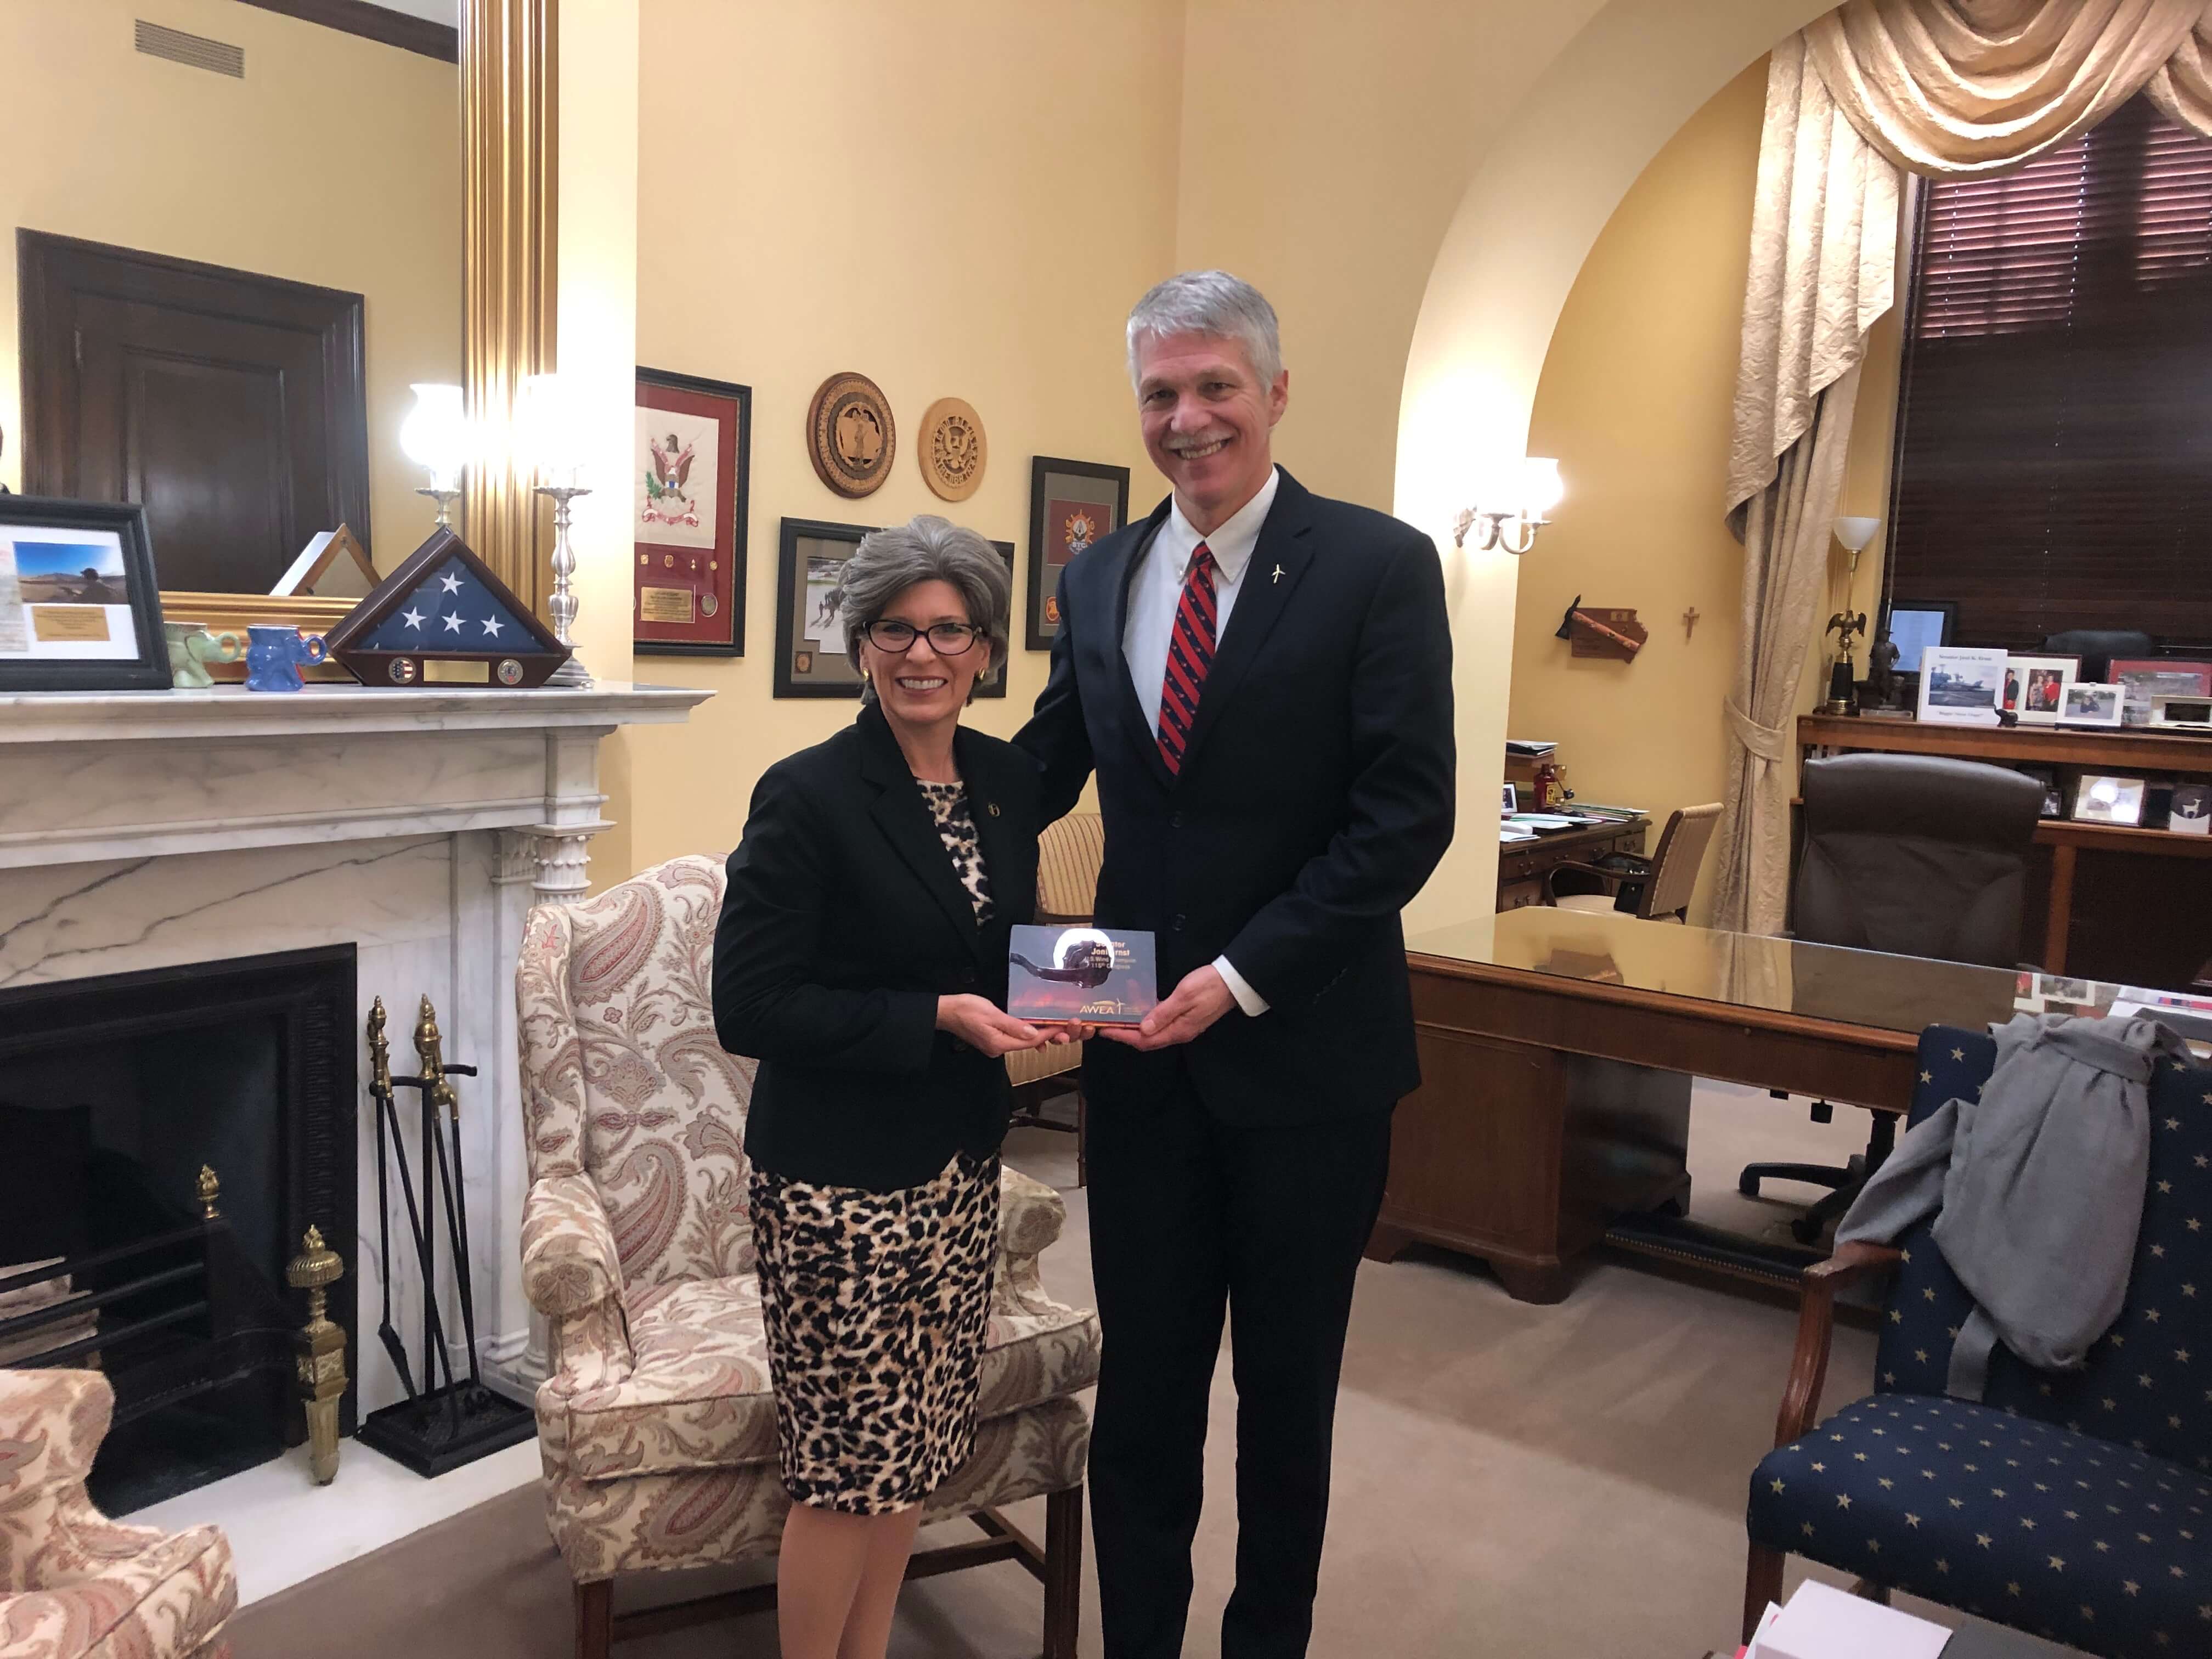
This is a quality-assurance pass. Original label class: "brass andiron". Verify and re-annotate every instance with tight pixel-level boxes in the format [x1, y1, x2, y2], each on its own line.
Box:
[286, 1226, 347, 1485]
[196, 1165, 221, 1221]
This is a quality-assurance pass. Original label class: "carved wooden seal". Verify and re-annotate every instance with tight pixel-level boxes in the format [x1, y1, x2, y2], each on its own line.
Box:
[918, 396, 987, 502]
[807, 371, 895, 498]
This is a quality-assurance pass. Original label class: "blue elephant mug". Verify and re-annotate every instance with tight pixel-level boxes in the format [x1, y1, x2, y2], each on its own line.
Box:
[244, 625, 330, 692]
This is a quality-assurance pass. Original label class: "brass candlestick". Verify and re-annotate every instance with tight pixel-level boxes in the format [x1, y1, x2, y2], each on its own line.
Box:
[286, 1226, 347, 1485]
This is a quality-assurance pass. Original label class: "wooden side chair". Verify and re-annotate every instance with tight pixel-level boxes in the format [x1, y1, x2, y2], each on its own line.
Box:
[1743, 1023, 2212, 1657]
[1006, 813, 1105, 1186]
[1541, 801, 1722, 922]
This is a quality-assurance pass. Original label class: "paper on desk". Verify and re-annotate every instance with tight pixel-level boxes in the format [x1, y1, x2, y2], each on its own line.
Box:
[1499, 826, 1538, 844]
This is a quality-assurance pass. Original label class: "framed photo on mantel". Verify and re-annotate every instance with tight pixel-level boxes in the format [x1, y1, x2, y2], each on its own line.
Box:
[0, 495, 170, 691]
[634, 367, 751, 657]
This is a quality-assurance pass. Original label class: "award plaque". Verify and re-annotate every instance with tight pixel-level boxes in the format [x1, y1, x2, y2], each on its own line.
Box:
[325, 527, 571, 689]
[1008, 925, 1158, 1026]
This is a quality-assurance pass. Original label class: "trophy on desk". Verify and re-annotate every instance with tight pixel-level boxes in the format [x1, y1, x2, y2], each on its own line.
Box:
[1822, 610, 1867, 716]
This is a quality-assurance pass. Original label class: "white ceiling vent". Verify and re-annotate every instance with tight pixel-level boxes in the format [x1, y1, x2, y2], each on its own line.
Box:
[134, 19, 245, 78]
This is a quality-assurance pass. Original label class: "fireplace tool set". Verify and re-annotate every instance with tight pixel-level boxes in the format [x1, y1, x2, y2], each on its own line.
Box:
[355, 995, 534, 1475]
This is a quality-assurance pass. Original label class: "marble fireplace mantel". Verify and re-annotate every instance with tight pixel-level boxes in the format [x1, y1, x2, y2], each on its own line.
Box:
[0, 681, 710, 1431]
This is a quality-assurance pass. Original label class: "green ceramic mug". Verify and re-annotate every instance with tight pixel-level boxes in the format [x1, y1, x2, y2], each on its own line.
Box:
[165, 621, 245, 689]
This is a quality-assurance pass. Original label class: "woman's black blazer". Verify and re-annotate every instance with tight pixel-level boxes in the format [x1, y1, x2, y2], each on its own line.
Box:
[713, 703, 1041, 1192]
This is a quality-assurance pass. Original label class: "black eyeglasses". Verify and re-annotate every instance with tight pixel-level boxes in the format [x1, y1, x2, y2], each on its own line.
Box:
[860, 619, 983, 655]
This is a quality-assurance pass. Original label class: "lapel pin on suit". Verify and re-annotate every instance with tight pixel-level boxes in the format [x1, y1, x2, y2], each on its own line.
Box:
[988, 802, 1001, 816]
[1271, 563, 1285, 583]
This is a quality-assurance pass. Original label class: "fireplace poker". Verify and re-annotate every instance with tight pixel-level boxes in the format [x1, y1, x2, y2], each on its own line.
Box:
[413, 996, 486, 1391]
[367, 999, 419, 1400]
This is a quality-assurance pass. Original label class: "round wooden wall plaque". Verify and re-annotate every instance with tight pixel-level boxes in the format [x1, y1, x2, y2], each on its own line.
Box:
[807, 371, 895, 498]
[918, 397, 987, 501]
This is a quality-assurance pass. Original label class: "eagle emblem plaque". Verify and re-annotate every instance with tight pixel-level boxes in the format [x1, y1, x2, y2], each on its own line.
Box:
[918, 397, 987, 501]
[806, 371, 895, 498]
[325, 527, 571, 689]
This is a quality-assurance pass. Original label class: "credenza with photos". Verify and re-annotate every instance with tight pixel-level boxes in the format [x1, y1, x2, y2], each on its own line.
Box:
[1796, 713, 2212, 991]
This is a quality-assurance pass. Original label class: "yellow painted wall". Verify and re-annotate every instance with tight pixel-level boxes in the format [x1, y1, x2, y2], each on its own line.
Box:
[1172, 0, 1606, 512]
[624, 0, 1180, 870]
[1509, 53, 1905, 919]
[0, 0, 460, 574]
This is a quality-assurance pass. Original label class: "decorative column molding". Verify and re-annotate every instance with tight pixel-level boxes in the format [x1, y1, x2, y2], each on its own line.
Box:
[525, 827, 603, 906]
[460, 0, 557, 612]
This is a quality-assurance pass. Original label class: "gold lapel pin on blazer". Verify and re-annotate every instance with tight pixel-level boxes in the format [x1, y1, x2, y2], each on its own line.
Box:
[988, 802, 1001, 816]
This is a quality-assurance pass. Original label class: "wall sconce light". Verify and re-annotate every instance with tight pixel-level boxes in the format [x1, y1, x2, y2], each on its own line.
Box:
[399, 383, 469, 528]
[517, 373, 594, 689]
[1454, 457, 1564, 555]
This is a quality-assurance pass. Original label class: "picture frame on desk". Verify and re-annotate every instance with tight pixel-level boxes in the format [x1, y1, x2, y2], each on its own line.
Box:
[2170, 782, 2211, 837]
[1916, 644, 2007, 725]
[2001, 653, 2077, 726]
[2072, 772, 2146, 826]
[2058, 680, 2125, 728]
[1885, 600, 1955, 673]
[2111, 658, 2212, 727]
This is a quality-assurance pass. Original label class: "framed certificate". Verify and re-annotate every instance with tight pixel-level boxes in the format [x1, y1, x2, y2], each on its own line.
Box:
[635, 367, 751, 656]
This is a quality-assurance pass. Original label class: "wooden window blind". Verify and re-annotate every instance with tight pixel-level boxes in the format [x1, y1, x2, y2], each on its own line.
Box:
[1885, 93, 2212, 648]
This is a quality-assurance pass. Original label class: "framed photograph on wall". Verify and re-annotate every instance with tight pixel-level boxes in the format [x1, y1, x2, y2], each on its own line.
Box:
[1916, 644, 2007, 725]
[2059, 681, 2126, 728]
[0, 496, 170, 691]
[1026, 456, 1131, 651]
[2001, 652, 2078, 726]
[635, 367, 751, 656]
[2109, 657, 2212, 727]
[774, 519, 1014, 699]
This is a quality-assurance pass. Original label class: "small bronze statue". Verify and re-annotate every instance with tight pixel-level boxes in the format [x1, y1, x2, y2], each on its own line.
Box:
[1866, 629, 1900, 710]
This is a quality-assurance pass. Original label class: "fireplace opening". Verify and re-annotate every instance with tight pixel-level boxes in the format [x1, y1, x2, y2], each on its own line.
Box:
[0, 946, 357, 1513]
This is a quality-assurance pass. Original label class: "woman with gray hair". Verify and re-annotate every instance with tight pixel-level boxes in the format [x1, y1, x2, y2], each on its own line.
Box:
[712, 514, 1069, 1659]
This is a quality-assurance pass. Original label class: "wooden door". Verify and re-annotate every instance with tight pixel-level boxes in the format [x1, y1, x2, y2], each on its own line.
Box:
[19, 230, 371, 594]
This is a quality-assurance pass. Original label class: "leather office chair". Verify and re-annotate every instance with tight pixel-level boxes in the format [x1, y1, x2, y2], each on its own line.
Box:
[2042, 627, 2152, 682]
[1739, 753, 2042, 1242]
[1542, 802, 1722, 922]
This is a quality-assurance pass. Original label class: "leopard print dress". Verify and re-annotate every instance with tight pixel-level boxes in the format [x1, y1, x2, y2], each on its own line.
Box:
[747, 777, 1002, 1515]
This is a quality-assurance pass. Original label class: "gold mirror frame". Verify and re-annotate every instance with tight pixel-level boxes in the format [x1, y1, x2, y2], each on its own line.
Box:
[174, 0, 555, 680]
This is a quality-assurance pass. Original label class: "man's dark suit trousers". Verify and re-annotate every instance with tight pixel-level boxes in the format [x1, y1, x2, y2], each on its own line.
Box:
[1083, 1058, 1393, 1659]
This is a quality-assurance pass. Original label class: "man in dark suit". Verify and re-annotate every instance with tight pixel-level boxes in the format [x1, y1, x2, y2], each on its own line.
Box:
[1015, 270, 1456, 1659]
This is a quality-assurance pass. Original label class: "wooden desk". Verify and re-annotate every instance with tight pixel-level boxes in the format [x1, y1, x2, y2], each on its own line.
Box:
[1798, 714, 2212, 985]
[1367, 908, 2141, 1304]
[1495, 816, 1650, 912]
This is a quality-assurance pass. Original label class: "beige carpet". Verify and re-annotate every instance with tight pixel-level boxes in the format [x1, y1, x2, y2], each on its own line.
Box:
[228, 1085, 2068, 1658]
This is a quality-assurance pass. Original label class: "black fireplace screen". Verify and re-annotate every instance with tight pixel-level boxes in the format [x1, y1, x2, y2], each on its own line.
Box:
[0, 945, 357, 1511]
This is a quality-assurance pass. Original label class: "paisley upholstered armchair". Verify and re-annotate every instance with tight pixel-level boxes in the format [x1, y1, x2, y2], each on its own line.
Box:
[0, 1368, 236, 1658]
[516, 855, 1100, 1659]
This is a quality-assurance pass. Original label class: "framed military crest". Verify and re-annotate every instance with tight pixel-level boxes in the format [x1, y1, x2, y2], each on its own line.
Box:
[635, 367, 751, 656]
[1026, 456, 1129, 650]
[774, 518, 1012, 700]
[325, 527, 570, 687]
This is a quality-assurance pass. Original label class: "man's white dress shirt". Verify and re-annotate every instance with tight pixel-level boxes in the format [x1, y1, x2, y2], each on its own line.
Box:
[1119, 465, 1281, 1017]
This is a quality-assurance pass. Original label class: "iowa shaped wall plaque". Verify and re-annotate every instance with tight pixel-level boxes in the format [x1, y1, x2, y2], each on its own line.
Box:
[325, 527, 571, 688]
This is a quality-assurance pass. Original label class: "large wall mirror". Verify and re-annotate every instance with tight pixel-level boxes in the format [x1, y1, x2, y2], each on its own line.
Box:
[0, 0, 467, 650]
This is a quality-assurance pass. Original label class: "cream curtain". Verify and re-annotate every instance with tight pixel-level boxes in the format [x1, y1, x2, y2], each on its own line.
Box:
[1711, 0, 2212, 934]
[1808, 0, 2212, 174]
[1711, 38, 1893, 935]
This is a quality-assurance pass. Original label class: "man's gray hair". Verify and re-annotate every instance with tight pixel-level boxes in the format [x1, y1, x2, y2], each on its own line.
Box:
[1125, 269, 1283, 391]
[837, 514, 1010, 703]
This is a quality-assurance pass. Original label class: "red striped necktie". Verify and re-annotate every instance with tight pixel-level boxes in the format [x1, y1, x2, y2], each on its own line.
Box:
[1156, 541, 1217, 775]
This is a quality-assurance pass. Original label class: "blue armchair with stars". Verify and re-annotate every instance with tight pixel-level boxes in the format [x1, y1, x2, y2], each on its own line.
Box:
[1744, 1024, 2212, 1658]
